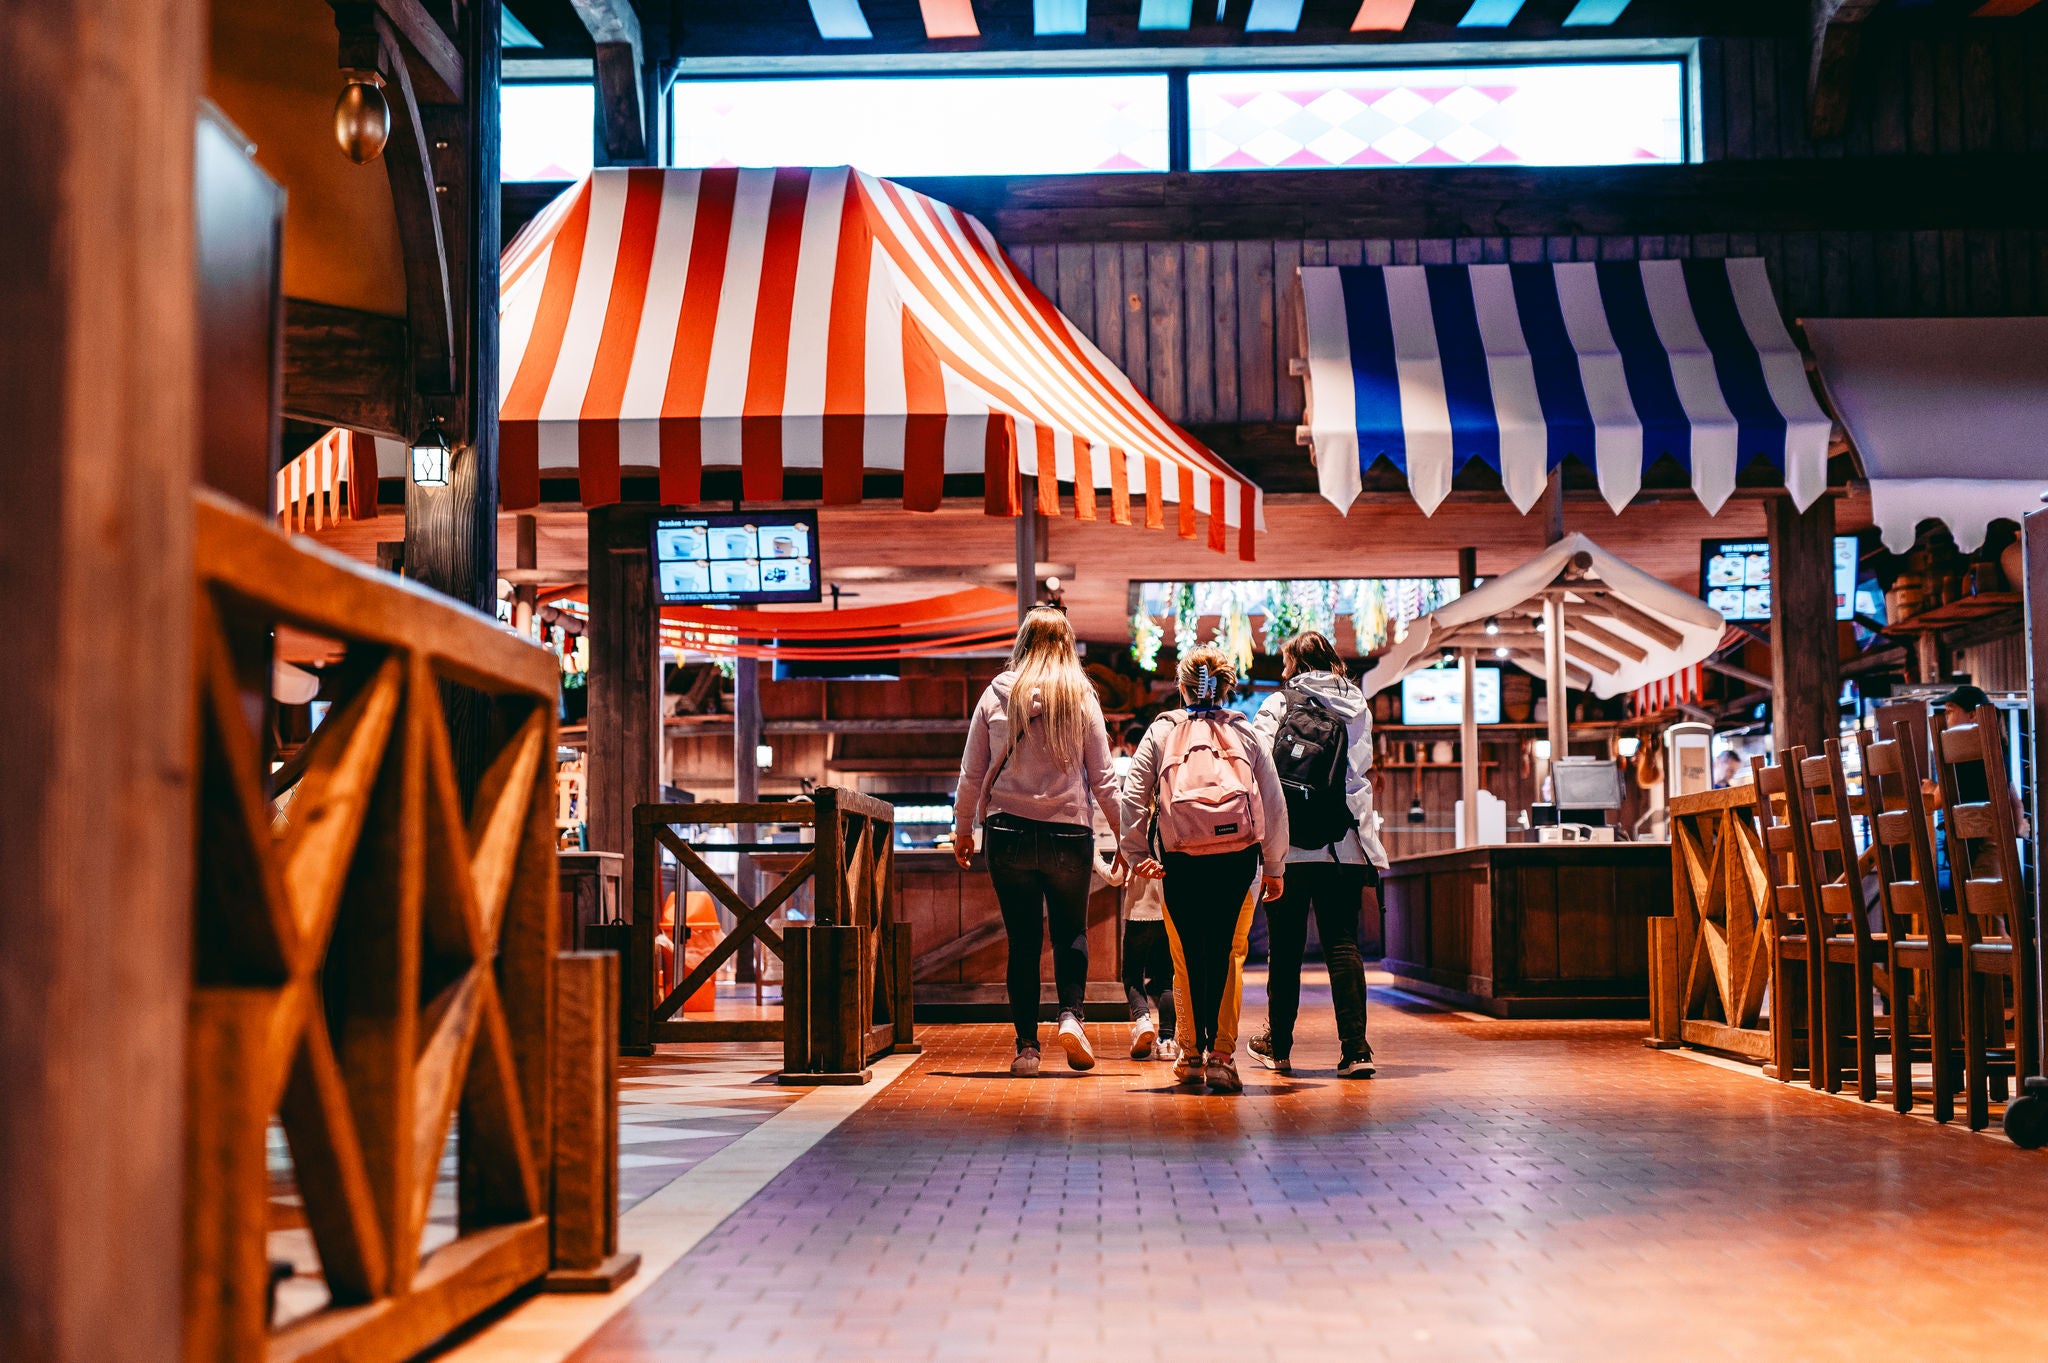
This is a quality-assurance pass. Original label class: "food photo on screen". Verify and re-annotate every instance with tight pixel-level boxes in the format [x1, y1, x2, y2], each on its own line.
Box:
[710, 526, 758, 560]
[655, 524, 707, 562]
[759, 559, 812, 592]
[659, 561, 712, 597]
[760, 526, 809, 558]
[711, 560, 762, 593]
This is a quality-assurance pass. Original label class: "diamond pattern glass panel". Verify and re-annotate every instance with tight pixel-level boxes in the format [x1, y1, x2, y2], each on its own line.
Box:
[1189, 63, 1685, 170]
[670, 75, 1170, 177]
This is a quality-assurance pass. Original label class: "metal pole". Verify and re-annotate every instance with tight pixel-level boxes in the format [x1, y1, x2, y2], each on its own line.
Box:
[1545, 594, 1569, 788]
[733, 654, 761, 906]
[1460, 647, 1480, 846]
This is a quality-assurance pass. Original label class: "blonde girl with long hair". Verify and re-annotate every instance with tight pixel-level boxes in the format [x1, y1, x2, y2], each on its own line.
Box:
[955, 607, 1124, 1076]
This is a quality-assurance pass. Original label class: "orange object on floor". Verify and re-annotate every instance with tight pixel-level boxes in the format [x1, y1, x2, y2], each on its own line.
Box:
[681, 891, 720, 1012]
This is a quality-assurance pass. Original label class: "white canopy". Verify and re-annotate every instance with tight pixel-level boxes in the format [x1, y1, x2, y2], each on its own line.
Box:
[1805, 317, 2048, 553]
[1359, 532, 1728, 702]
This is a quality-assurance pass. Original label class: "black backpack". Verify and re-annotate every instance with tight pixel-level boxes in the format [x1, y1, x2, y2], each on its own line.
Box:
[1271, 683, 1353, 850]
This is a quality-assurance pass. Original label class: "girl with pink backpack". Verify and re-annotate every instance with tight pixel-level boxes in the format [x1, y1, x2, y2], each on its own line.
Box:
[1119, 647, 1289, 1093]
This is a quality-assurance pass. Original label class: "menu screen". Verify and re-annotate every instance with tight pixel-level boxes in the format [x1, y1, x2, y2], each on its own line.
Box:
[1700, 536, 1857, 624]
[653, 511, 821, 605]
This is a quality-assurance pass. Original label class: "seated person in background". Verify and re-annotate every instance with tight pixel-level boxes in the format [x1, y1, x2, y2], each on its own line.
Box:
[1713, 750, 1743, 790]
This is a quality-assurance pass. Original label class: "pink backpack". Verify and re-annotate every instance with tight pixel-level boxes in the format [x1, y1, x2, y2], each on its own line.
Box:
[1153, 711, 1264, 855]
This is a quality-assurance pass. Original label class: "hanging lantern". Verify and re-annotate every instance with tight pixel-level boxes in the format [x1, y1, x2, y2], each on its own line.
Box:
[410, 421, 451, 488]
[334, 71, 391, 164]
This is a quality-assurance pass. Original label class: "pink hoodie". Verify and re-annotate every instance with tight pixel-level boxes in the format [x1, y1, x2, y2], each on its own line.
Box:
[953, 669, 1121, 840]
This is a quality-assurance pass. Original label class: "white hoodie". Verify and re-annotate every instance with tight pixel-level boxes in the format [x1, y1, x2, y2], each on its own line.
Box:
[1252, 671, 1390, 870]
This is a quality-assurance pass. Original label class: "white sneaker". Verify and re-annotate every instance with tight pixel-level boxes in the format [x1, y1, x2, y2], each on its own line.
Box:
[1057, 1015, 1096, 1071]
[1130, 1013, 1159, 1059]
[1155, 1037, 1182, 1063]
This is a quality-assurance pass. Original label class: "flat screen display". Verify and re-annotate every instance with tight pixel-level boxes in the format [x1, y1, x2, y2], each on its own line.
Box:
[1552, 758, 1624, 810]
[1701, 536, 1858, 624]
[653, 510, 821, 606]
[1399, 666, 1501, 726]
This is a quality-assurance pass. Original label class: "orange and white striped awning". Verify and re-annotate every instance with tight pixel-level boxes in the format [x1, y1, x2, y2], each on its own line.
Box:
[500, 166, 1261, 559]
[275, 427, 396, 532]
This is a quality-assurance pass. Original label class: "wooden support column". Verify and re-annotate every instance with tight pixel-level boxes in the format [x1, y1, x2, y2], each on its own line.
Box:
[588, 504, 660, 1042]
[1767, 493, 1841, 758]
[1015, 474, 1043, 623]
[1, 0, 198, 1357]
[512, 512, 538, 636]
[402, 0, 499, 789]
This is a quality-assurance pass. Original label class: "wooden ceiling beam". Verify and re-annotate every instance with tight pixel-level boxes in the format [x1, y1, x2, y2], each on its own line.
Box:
[332, 0, 462, 104]
[886, 154, 2048, 244]
[284, 299, 412, 440]
[570, 0, 647, 160]
[369, 11, 458, 398]
[1807, 0, 1882, 140]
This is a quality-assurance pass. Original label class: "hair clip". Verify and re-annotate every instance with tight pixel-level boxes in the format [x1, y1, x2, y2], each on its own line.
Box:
[1195, 662, 1215, 702]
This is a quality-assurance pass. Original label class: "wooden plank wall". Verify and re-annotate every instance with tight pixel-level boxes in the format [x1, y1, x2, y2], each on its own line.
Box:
[1002, 32, 2048, 430]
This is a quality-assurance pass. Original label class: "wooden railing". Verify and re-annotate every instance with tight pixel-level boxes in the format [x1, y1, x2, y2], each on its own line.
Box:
[185, 493, 628, 1362]
[631, 789, 917, 1082]
[1648, 785, 1775, 1063]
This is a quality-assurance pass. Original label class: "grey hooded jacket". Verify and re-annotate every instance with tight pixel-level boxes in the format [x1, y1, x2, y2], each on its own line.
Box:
[1252, 671, 1391, 870]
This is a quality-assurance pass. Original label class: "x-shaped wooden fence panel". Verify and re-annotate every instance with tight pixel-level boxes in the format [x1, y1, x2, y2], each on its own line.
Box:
[632, 788, 916, 1082]
[185, 494, 595, 1362]
[1650, 785, 1775, 1063]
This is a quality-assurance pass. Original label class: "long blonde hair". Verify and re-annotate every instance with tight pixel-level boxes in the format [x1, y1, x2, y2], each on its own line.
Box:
[1007, 607, 1093, 769]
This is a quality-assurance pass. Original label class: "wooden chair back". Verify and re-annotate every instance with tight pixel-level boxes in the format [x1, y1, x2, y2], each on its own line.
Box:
[1931, 704, 2028, 949]
[1752, 754, 1816, 945]
[1857, 721, 1945, 946]
[1793, 738, 1871, 947]
[1873, 700, 1933, 783]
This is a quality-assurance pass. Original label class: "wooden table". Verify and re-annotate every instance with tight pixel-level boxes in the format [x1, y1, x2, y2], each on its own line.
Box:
[1380, 842, 1672, 1019]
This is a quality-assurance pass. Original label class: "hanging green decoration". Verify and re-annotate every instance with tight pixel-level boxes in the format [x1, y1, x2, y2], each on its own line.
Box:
[1173, 582, 1199, 653]
[1130, 612, 1163, 673]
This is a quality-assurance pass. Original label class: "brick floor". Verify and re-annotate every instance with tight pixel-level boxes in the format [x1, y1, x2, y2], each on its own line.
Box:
[569, 975, 2048, 1363]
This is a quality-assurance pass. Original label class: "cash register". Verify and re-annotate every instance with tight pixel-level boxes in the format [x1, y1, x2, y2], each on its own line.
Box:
[1531, 757, 1625, 842]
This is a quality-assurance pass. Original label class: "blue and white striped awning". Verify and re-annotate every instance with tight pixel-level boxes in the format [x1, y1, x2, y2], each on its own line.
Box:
[1299, 259, 1832, 518]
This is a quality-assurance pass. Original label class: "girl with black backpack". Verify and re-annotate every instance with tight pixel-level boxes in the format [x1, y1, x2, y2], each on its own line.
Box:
[1248, 631, 1388, 1078]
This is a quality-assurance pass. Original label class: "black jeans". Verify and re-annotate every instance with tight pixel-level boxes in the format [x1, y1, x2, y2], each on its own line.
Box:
[984, 813, 1094, 1047]
[1121, 919, 1176, 1039]
[1162, 847, 1261, 1053]
[1265, 861, 1373, 1056]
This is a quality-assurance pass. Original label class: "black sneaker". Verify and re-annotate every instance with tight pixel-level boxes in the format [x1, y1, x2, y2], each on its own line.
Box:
[1337, 1044, 1375, 1078]
[1247, 1027, 1291, 1075]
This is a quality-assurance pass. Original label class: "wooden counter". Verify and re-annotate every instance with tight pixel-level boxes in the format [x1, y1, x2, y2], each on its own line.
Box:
[1380, 842, 1671, 1019]
[896, 848, 1128, 1018]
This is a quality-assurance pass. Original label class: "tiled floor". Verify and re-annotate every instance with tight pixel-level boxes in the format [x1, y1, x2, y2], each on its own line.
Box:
[267, 1044, 794, 1326]
[565, 971, 2048, 1363]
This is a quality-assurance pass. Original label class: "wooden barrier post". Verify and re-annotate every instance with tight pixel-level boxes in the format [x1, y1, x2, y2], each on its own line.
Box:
[546, 953, 640, 1292]
[627, 790, 911, 1082]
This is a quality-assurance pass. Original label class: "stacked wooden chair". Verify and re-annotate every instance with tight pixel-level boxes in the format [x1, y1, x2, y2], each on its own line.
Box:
[1786, 740, 1891, 1101]
[1856, 721, 1959, 1121]
[1753, 755, 1825, 1088]
[1930, 704, 2041, 1131]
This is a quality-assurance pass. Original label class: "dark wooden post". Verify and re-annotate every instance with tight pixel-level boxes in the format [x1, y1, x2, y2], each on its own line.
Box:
[1015, 474, 1042, 623]
[0, 0, 198, 1358]
[404, 0, 501, 790]
[588, 505, 660, 1052]
[2023, 507, 2048, 1077]
[1767, 493, 1842, 758]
